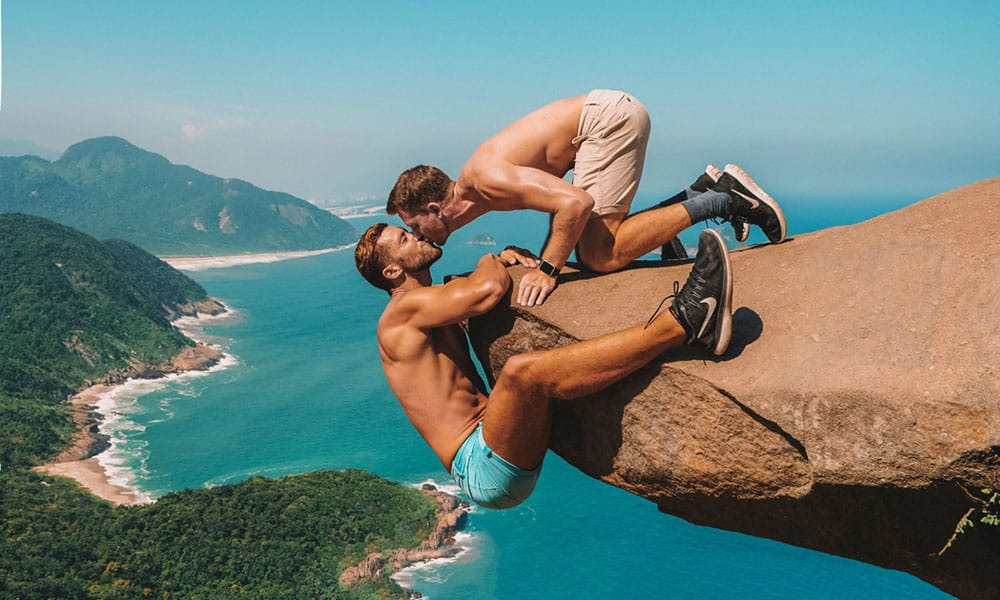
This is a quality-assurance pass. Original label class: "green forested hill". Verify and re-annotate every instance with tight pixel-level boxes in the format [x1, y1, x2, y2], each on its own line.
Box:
[0, 214, 436, 599]
[0, 137, 357, 255]
[0, 214, 204, 403]
[0, 213, 209, 466]
[1, 469, 435, 599]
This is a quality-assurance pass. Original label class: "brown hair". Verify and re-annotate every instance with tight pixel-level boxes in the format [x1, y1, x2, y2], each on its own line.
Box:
[355, 222, 393, 292]
[386, 165, 451, 215]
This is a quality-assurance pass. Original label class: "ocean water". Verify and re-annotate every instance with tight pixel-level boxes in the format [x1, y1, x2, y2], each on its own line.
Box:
[95, 191, 953, 599]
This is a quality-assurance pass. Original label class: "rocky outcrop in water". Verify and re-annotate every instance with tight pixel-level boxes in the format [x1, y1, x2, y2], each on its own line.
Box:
[468, 178, 1000, 598]
[338, 486, 469, 592]
[162, 298, 228, 319]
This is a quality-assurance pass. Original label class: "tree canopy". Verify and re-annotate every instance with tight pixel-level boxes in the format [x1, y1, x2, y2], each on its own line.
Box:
[0, 215, 435, 599]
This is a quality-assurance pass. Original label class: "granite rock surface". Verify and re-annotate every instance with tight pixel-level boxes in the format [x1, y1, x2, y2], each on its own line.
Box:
[468, 178, 1000, 598]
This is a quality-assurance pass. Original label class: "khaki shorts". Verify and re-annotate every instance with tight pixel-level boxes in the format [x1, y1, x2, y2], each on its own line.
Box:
[572, 89, 651, 218]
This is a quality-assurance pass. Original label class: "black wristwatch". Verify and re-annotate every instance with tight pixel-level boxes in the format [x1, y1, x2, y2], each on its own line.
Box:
[538, 260, 560, 278]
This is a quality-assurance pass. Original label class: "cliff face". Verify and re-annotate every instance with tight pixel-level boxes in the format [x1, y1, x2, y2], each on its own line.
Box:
[468, 178, 1000, 598]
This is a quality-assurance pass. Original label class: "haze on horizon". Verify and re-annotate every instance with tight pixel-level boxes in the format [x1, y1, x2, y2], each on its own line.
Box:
[1, 1, 997, 209]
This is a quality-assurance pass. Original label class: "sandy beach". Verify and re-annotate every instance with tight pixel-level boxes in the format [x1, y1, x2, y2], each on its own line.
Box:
[34, 384, 150, 505]
[37, 457, 149, 506]
[51, 246, 351, 501]
[162, 246, 352, 271]
[34, 340, 225, 506]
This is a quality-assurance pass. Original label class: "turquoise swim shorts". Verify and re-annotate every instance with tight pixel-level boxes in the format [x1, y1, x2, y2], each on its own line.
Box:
[451, 422, 541, 510]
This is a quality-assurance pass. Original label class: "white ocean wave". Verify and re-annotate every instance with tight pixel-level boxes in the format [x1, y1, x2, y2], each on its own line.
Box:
[389, 478, 479, 596]
[411, 477, 464, 499]
[173, 304, 239, 338]
[88, 312, 239, 502]
[390, 532, 478, 594]
[91, 384, 157, 504]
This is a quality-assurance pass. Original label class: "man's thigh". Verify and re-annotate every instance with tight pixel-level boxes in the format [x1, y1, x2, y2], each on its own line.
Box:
[481, 353, 553, 471]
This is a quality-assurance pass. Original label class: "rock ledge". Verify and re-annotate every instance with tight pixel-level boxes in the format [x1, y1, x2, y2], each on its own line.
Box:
[469, 178, 1000, 598]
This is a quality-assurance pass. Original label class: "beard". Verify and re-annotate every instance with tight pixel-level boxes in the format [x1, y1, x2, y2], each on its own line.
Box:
[400, 243, 443, 273]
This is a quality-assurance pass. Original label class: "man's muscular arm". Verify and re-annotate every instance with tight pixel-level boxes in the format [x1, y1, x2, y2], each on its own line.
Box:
[400, 254, 512, 329]
[470, 162, 594, 306]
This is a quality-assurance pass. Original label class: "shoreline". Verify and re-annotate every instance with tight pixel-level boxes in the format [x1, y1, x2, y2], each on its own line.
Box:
[339, 483, 471, 594]
[34, 303, 230, 506]
[161, 245, 353, 271]
[35, 384, 149, 506]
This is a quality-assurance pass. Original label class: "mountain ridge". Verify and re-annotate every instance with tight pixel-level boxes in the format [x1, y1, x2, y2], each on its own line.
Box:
[0, 137, 357, 256]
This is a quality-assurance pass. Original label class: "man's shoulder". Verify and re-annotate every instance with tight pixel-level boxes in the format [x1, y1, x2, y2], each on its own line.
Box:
[376, 296, 421, 343]
[459, 152, 499, 182]
[456, 155, 523, 205]
[378, 286, 444, 326]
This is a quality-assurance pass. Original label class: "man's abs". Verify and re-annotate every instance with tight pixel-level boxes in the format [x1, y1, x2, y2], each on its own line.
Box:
[380, 324, 489, 469]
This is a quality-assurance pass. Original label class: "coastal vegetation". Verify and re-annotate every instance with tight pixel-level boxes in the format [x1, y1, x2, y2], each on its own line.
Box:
[0, 215, 202, 395]
[1, 213, 204, 463]
[0, 137, 357, 256]
[1, 469, 436, 598]
[0, 214, 441, 598]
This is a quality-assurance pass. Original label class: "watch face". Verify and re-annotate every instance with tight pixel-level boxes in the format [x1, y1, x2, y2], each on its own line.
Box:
[539, 260, 559, 276]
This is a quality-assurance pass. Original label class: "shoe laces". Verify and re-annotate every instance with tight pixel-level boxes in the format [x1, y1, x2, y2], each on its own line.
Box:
[644, 261, 713, 332]
[644, 281, 680, 330]
[712, 214, 747, 229]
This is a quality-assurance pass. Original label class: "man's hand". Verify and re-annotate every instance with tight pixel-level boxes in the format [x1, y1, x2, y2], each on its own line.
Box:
[499, 245, 540, 268]
[517, 269, 556, 306]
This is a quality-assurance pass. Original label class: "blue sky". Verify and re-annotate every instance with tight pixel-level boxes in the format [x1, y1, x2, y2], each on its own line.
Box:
[1, 0, 997, 206]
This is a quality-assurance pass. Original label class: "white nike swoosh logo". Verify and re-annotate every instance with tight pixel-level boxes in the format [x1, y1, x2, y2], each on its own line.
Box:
[696, 297, 718, 338]
[731, 188, 760, 209]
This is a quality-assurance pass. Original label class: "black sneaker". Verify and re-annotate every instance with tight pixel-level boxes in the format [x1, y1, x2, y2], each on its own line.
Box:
[660, 236, 688, 260]
[690, 164, 723, 194]
[667, 229, 733, 355]
[713, 164, 787, 243]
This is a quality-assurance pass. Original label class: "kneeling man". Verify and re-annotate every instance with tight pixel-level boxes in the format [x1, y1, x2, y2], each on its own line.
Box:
[355, 225, 733, 509]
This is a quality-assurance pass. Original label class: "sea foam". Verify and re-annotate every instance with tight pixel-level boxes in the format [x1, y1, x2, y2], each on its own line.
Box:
[90, 310, 238, 502]
[389, 478, 479, 597]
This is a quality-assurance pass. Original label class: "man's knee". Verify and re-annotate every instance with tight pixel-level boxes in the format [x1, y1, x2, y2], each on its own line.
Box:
[577, 215, 626, 273]
[576, 238, 615, 273]
[576, 245, 627, 273]
[497, 352, 550, 396]
[578, 253, 622, 274]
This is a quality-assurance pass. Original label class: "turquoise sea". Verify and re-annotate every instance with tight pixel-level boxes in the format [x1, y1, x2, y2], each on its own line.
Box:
[96, 191, 953, 599]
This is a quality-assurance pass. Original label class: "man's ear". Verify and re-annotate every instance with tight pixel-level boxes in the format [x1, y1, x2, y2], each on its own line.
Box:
[382, 263, 404, 282]
[426, 202, 442, 216]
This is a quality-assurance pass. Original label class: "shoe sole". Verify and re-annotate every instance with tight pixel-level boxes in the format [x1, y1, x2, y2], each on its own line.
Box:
[705, 164, 722, 182]
[723, 164, 787, 243]
[702, 229, 733, 356]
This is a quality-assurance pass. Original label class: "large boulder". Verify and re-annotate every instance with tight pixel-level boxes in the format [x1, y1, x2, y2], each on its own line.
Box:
[468, 178, 1000, 598]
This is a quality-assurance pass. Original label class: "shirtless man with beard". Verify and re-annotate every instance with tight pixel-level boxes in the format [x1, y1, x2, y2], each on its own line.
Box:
[355, 222, 734, 509]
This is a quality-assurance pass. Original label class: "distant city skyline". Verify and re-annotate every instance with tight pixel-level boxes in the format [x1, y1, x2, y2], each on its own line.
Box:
[1, 1, 997, 207]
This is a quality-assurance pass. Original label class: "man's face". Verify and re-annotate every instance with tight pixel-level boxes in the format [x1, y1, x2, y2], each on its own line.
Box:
[397, 206, 449, 245]
[379, 225, 443, 274]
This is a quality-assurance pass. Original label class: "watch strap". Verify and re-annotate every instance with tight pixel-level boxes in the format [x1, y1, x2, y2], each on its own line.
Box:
[538, 260, 560, 278]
